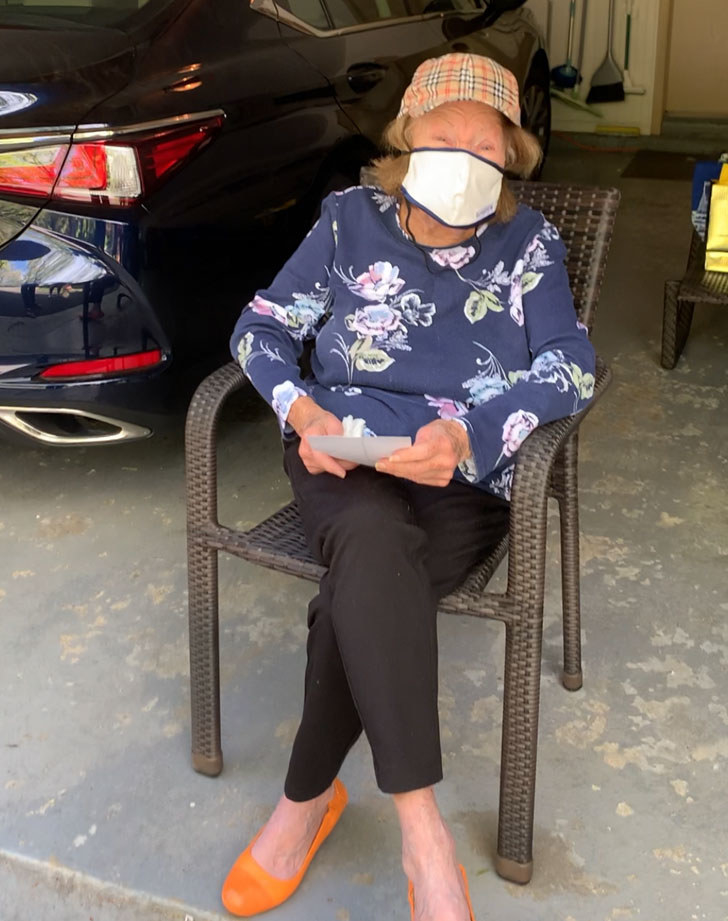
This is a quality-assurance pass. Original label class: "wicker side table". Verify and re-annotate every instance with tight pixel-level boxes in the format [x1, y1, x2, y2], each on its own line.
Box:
[662, 230, 728, 368]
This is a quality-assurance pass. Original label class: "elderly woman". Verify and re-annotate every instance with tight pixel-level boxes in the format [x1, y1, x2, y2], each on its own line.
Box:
[223, 53, 595, 921]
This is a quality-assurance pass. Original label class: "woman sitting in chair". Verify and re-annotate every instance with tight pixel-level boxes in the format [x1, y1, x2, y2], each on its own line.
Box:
[225, 53, 595, 921]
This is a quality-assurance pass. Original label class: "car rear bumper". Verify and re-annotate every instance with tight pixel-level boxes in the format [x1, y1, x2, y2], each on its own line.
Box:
[0, 364, 191, 445]
[0, 205, 192, 444]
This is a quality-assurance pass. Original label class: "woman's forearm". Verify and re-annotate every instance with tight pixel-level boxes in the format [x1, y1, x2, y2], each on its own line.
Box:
[286, 395, 323, 435]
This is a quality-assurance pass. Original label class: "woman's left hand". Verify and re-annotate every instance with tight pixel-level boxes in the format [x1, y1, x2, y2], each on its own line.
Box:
[375, 419, 471, 487]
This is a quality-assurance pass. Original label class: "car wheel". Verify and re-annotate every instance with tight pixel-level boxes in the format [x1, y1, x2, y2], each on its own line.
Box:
[294, 138, 377, 237]
[318, 168, 361, 202]
[304, 160, 371, 233]
[521, 55, 551, 178]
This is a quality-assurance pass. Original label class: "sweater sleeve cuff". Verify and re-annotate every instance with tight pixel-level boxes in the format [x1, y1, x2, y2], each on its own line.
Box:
[271, 381, 310, 434]
[453, 417, 480, 483]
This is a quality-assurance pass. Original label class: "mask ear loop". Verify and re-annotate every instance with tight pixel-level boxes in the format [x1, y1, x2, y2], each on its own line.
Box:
[403, 198, 484, 274]
[403, 198, 438, 275]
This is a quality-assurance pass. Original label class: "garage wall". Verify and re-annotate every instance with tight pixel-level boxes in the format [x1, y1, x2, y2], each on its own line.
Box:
[665, 0, 728, 117]
[527, 0, 667, 135]
[527, 0, 728, 134]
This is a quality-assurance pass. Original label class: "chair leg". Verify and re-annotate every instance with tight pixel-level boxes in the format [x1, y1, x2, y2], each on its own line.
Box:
[558, 437, 583, 692]
[661, 281, 695, 369]
[495, 615, 544, 885]
[188, 540, 223, 776]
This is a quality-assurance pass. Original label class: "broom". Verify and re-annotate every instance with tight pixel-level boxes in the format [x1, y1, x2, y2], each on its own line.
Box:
[551, 0, 580, 89]
[587, 0, 625, 103]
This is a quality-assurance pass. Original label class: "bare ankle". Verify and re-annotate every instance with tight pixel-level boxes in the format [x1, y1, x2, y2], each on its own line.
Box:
[251, 783, 336, 879]
[393, 788, 457, 879]
[283, 782, 334, 810]
[402, 827, 456, 877]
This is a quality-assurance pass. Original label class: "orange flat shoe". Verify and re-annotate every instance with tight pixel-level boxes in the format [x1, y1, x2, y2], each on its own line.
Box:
[221, 778, 348, 917]
[407, 864, 475, 921]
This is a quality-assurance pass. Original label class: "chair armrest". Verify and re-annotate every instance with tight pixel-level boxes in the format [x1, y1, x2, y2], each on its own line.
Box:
[185, 362, 248, 529]
[506, 357, 612, 586]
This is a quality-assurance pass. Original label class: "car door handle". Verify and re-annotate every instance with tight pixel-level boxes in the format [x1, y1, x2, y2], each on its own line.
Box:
[346, 63, 387, 95]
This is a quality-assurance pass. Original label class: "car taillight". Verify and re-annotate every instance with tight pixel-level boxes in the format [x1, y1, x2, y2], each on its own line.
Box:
[39, 349, 163, 380]
[54, 144, 142, 202]
[0, 145, 67, 197]
[0, 115, 223, 205]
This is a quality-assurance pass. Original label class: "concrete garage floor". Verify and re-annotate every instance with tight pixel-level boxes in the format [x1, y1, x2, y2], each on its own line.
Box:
[1, 135, 727, 921]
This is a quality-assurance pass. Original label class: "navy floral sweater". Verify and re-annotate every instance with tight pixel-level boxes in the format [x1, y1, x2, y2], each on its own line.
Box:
[230, 186, 596, 500]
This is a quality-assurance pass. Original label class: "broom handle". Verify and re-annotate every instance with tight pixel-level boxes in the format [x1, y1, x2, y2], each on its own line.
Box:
[606, 0, 617, 55]
[576, 0, 588, 76]
[625, 0, 633, 70]
[566, 0, 577, 65]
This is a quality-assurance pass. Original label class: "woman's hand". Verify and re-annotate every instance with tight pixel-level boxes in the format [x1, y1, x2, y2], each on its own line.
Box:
[287, 396, 358, 478]
[375, 419, 471, 487]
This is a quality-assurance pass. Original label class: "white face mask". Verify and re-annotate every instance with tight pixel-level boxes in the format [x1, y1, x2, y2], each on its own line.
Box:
[401, 147, 504, 229]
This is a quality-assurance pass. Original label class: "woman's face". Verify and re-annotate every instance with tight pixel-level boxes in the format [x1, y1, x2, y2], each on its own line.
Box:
[408, 100, 507, 168]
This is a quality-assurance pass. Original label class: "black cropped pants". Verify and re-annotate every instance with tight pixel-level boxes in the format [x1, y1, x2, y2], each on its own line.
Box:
[282, 439, 510, 801]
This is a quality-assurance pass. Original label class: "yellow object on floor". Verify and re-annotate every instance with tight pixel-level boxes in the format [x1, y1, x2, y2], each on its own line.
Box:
[705, 164, 728, 273]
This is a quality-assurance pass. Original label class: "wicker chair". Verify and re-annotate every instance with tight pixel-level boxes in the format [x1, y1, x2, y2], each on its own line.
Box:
[662, 229, 728, 368]
[185, 182, 620, 885]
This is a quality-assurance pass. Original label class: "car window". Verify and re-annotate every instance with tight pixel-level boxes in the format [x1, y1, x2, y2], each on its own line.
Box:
[405, 0, 483, 11]
[273, 0, 330, 29]
[262, 0, 480, 31]
[324, 0, 410, 28]
[0, 0, 178, 28]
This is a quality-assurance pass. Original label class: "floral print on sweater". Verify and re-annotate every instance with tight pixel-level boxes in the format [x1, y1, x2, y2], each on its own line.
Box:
[230, 186, 595, 500]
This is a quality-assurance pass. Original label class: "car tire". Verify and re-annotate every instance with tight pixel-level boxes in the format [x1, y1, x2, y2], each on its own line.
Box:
[520, 54, 551, 179]
[303, 136, 381, 223]
[317, 168, 361, 203]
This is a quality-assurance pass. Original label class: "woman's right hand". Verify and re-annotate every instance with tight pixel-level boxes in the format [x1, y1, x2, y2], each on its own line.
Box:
[287, 396, 357, 478]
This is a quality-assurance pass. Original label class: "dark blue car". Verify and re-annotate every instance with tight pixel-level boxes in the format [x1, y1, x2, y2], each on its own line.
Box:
[0, 0, 549, 445]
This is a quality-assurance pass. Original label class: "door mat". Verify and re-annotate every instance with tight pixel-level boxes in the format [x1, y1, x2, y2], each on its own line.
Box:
[621, 150, 722, 181]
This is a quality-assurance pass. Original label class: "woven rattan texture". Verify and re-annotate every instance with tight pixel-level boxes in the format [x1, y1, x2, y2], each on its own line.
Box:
[662, 230, 728, 368]
[185, 182, 620, 881]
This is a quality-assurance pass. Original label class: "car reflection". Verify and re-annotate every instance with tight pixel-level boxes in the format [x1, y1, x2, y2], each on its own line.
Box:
[0, 90, 38, 116]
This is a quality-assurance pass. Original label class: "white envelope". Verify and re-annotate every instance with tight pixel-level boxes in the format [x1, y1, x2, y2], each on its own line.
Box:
[307, 435, 412, 467]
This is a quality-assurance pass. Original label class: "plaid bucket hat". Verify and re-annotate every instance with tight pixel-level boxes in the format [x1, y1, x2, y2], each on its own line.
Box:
[398, 53, 521, 126]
